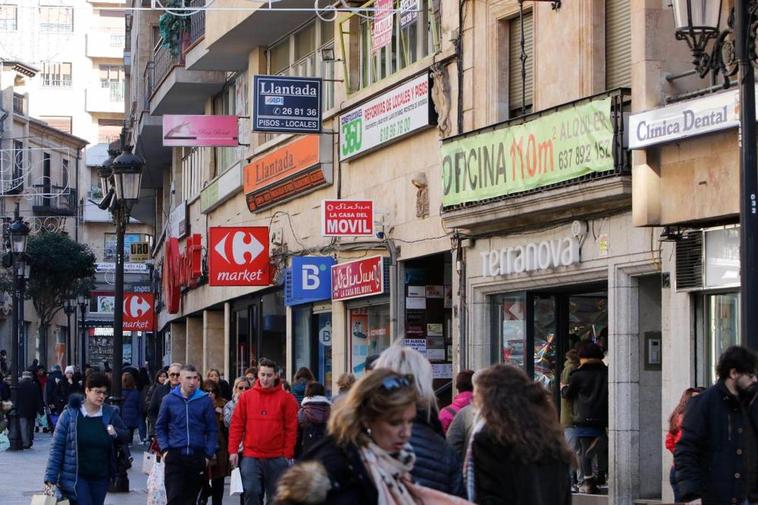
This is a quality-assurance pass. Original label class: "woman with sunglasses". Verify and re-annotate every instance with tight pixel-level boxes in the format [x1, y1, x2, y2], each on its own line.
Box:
[223, 377, 251, 429]
[199, 381, 231, 505]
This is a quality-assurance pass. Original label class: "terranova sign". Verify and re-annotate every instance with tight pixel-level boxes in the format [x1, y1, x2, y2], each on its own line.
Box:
[440, 96, 614, 207]
[340, 73, 434, 160]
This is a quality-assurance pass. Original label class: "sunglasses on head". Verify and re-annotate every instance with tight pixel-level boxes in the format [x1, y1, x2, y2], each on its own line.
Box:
[380, 374, 414, 392]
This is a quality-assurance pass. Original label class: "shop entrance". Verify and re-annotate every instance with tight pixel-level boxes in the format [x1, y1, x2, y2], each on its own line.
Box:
[230, 289, 286, 378]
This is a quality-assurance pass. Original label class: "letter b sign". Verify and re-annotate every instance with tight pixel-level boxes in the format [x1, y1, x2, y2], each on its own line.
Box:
[302, 264, 320, 290]
[290, 256, 334, 305]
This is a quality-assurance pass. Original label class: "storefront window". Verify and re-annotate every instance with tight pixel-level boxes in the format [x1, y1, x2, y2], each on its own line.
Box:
[350, 304, 390, 376]
[293, 307, 333, 396]
[492, 293, 526, 367]
[707, 292, 741, 383]
[533, 295, 557, 389]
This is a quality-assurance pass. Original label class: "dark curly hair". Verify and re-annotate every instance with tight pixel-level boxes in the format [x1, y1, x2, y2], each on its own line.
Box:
[476, 364, 574, 465]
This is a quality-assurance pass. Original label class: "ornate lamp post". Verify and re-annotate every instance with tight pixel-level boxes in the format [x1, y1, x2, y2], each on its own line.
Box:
[76, 293, 88, 371]
[7, 203, 29, 451]
[671, 0, 758, 350]
[63, 298, 76, 368]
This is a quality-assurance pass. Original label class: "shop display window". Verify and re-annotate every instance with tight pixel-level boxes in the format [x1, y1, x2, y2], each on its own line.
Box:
[293, 307, 333, 396]
[696, 291, 741, 385]
[350, 304, 390, 376]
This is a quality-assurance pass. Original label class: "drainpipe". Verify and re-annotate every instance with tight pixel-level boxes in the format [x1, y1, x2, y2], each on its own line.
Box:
[386, 238, 399, 341]
[75, 149, 81, 242]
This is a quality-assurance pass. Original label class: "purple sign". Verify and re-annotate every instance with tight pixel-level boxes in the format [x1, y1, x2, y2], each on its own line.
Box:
[162, 115, 239, 147]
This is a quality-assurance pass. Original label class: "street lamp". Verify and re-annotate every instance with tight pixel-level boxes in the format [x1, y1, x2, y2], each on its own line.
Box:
[7, 202, 29, 451]
[63, 297, 76, 368]
[672, 0, 758, 351]
[76, 293, 88, 372]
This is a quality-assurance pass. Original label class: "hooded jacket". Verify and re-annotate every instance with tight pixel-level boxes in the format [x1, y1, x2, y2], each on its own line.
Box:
[155, 385, 218, 458]
[228, 379, 299, 459]
[439, 391, 473, 434]
[44, 395, 129, 500]
[296, 396, 331, 457]
[560, 359, 608, 428]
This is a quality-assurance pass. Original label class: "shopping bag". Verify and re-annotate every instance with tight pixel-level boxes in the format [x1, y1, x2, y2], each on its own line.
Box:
[229, 467, 244, 496]
[0, 430, 9, 451]
[36, 412, 49, 430]
[142, 451, 156, 475]
[29, 494, 56, 505]
[147, 460, 167, 505]
[405, 480, 476, 505]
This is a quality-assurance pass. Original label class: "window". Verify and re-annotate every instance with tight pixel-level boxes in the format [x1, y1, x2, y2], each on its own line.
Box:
[40, 115, 72, 134]
[181, 146, 206, 199]
[62, 158, 69, 189]
[0, 5, 17, 31]
[606, 0, 631, 90]
[99, 65, 125, 101]
[12, 140, 23, 189]
[98, 119, 122, 144]
[508, 11, 533, 118]
[343, 0, 440, 92]
[349, 304, 391, 376]
[41, 62, 72, 87]
[40, 6, 74, 32]
[212, 82, 238, 175]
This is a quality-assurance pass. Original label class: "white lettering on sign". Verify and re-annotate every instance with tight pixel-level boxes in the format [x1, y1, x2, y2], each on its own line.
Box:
[480, 237, 580, 277]
[302, 264, 320, 290]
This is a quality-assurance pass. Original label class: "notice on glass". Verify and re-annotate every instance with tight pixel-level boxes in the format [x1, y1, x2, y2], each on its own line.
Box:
[404, 338, 427, 355]
[427, 349, 445, 361]
[432, 363, 453, 379]
[406, 297, 427, 310]
[407, 285, 426, 297]
[426, 323, 443, 337]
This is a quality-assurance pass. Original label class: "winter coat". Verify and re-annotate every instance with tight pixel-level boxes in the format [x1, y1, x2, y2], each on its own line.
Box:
[291, 379, 308, 405]
[439, 391, 473, 435]
[472, 427, 572, 505]
[44, 395, 130, 500]
[147, 382, 172, 434]
[16, 377, 43, 418]
[223, 396, 238, 429]
[675, 381, 758, 505]
[296, 396, 331, 457]
[665, 413, 683, 455]
[446, 404, 476, 462]
[45, 371, 63, 407]
[409, 410, 466, 497]
[561, 359, 608, 428]
[209, 396, 230, 479]
[559, 358, 579, 427]
[218, 379, 232, 401]
[228, 379, 299, 459]
[120, 388, 142, 429]
[155, 386, 218, 458]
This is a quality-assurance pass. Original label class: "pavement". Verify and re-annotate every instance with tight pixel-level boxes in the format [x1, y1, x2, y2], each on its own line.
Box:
[0, 432, 149, 505]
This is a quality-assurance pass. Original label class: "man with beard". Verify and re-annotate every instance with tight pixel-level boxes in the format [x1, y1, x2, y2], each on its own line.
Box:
[147, 362, 182, 438]
[676, 346, 758, 505]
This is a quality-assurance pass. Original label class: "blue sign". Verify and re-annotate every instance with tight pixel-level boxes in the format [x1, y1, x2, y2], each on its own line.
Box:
[286, 256, 335, 306]
[253, 75, 322, 134]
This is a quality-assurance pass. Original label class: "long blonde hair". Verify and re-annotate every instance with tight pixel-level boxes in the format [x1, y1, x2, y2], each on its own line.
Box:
[328, 368, 417, 447]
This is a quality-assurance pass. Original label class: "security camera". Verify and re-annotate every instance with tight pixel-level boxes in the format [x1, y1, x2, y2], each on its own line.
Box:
[376, 231, 385, 240]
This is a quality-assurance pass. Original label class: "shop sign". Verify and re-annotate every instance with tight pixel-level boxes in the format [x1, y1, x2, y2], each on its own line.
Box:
[130, 242, 150, 263]
[244, 135, 332, 212]
[399, 0, 418, 27]
[253, 75, 322, 134]
[340, 73, 434, 160]
[208, 226, 270, 286]
[162, 115, 239, 147]
[169, 201, 188, 238]
[201, 164, 242, 214]
[162, 234, 203, 314]
[332, 256, 385, 301]
[286, 256, 336, 306]
[372, 0, 394, 52]
[96, 262, 149, 273]
[321, 200, 374, 237]
[123, 292, 155, 331]
[481, 237, 581, 277]
[441, 96, 614, 206]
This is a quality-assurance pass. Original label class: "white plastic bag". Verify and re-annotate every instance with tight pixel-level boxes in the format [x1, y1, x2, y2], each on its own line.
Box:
[142, 451, 155, 475]
[229, 467, 244, 496]
[147, 460, 167, 505]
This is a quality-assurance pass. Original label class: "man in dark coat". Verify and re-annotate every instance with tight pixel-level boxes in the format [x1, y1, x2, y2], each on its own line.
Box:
[17, 370, 42, 448]
[675, 346, 758, 505]
[147, 362, 181, 438]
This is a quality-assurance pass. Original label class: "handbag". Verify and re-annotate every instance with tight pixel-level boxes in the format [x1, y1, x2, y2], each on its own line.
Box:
[142, 451, 156, 475]
[147, 460, 167, 505]
[405, 481, 475, 505]
[29, 496, 56, 505]
[229, 467, 244, 496]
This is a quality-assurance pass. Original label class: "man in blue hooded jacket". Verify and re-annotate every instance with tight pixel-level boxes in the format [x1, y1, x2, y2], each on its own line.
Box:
[156, 363, 217, 505]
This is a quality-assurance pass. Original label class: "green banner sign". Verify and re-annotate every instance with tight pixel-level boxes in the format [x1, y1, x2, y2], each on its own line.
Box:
[441, 96, 615, 206]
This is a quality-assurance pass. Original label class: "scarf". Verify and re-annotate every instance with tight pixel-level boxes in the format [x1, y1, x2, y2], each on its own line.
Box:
[463, 414, 486, 502]
[360, 441, 418, 505]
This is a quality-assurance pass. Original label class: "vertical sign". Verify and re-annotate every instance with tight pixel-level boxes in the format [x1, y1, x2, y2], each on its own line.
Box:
[372, 0, 394, 53]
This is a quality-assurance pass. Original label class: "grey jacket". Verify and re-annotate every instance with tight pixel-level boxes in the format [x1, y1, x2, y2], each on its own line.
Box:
[445, 404, 476, 462]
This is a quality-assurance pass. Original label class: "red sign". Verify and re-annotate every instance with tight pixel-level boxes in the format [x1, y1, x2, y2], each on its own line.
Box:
[209, 227, 271, 286]
[321, 200, 374, 237]
[162, 234, 203, 314]
[123, 292, 155, 331]
[331, 256, 385, 301]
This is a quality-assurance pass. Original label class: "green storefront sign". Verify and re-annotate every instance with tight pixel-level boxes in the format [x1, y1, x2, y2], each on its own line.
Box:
[441, 96, 615, 207]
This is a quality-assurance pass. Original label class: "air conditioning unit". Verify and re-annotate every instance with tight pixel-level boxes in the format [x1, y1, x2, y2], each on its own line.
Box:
[675, 227, 740, 291]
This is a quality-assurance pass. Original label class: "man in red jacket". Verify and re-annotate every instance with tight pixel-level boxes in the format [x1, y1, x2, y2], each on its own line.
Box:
[228, 358, 298, 505]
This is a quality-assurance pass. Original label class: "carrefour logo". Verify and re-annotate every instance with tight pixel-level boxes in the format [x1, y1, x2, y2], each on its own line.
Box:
[213, 230, 264, 265]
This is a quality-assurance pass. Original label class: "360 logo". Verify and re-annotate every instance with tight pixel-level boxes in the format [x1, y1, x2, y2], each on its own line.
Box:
[341, 118, 363, 157]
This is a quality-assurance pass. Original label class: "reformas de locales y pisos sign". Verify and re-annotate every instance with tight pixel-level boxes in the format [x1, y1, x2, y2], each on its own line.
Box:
[440, 96, 614, 207]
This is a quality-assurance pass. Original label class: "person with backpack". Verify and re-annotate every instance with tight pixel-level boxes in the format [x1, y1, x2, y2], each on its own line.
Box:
[296, 382, 331, 457]
[439, 370, 474, 435]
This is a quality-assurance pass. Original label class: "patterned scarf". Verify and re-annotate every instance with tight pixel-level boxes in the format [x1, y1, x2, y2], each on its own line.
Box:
[463, 415, 486, 502]
[360, 441, 418, 505]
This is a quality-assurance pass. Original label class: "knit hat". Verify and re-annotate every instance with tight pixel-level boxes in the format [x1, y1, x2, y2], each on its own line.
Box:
[64, 366, 75, 375]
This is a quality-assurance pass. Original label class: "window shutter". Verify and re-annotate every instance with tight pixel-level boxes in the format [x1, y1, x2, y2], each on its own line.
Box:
[509, 11, 533, 114]
[605, 0, 631, 89]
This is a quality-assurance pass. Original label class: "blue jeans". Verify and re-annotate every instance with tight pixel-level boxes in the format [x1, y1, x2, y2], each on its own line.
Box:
[73, 476, 109, 505]
[239, 456, 289, 505]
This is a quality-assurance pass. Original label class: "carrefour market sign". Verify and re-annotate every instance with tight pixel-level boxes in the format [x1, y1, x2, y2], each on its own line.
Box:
[340, 73, 434, 160]
[441, 96, 614, 207]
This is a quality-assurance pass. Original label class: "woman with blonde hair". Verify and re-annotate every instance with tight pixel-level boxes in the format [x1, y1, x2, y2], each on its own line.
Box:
[223, 376, 251, 428]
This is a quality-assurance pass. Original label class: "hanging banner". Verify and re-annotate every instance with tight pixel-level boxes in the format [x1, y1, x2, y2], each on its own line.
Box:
[372, 0, 394, 53]
[123, 293, 155, 331]
[440, 96, 615, 206]
[162, 115, 239, 147]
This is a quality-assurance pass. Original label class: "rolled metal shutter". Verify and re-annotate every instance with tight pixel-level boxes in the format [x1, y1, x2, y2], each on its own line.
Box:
[606, 0, 631, 89]
[509, 11, 533, 114]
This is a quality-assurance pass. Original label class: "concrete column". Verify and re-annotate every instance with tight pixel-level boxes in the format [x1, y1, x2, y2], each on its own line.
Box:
[169, 321, 186, 364]
[203, 310, 225, 375]
[186, 317, 203, 367]
[224, 302, 231, 380]
[330, 300, 347, 393]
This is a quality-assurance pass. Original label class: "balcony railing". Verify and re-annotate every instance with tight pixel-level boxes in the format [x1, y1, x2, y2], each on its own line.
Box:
[12, 93, 24, 115]
[188, 0, 205, 47]
[151, 42, 182, 96]
[32, 184, 76, 215]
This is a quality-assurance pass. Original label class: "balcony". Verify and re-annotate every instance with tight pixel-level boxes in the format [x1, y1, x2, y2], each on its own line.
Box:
[2, 167, 24, 195]
[86, 30, 126, 59]
[85, 82, 125, 113]
[188, 0, 205, 48]
[32, 185, 76, 216]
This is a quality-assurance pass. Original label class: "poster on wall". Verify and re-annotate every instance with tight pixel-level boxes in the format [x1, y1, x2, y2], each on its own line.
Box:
[350, 309, 369, 375]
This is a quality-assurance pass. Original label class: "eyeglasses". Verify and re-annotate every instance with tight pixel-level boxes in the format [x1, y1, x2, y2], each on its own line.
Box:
[236, 386, 250, 391]
[204, 390, 216, 394]
[380, 374, 414, 392]
[169, 373, 180, 377]
[90, 389, 108, 396]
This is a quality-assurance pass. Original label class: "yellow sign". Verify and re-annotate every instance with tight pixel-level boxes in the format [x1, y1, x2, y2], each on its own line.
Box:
[130, 242, 150, 263]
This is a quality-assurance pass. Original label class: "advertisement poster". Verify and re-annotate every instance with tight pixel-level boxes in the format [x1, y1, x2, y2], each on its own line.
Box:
[404, 338, 427, 355]
[350, 309, 369, 375]
[372, 0, 394, 53]
[253, 75, 322, 134]
[162, 115, 239, 147]
[104, 233, 143, 262]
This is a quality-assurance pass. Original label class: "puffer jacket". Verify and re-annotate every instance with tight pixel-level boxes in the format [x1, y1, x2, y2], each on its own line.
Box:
[410, 410, 465, 497]
[120, 388, 142, 429]
[296, 396, 331, 457]
[561, 359, 608, 428]
[156, 386, 218, 458]
[44, 395, 129, 500]
[439, 391, 473, 434]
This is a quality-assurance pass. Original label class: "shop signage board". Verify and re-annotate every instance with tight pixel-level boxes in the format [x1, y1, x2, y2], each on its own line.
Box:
[253, 75, 322, 134]
[628, 89, 745, 149]
[130, 242, 150, 262]
[96, 262, 148, 273]
[331, 256, 385, 301]
[339, 73, 434, 160]
[321, 200, 374, 237]
[244, 135, 332, 212]
[162, 115, 239, 147]
[208, 226, 270, 286]
[372, 0, 394, 52]
[440, 96, 614, 206]
[123, 292, 155, 331]
[201, 164, 242, 213]
[169, 201, 188, 238]
[399, 0, 418, 27]
[286, 256, 336, 306]
[481, 236, 581, 277]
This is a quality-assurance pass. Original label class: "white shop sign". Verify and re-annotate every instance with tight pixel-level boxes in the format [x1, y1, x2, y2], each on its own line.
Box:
[481, 237, 580, 277]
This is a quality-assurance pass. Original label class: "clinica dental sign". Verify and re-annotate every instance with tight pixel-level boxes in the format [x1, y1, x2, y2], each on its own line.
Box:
[480, 237, 580, 277]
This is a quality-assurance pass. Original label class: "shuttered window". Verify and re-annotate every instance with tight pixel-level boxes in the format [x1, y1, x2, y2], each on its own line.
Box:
[606, 0, 631, 89]
[509, 11, 533, 118]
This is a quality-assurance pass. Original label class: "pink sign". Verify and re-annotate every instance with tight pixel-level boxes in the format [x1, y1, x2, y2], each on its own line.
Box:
[372, 0, 394, 53]
[321, 200, 374, 237]
[332, 256, 385, 301]
[162, 115, 239, 147]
